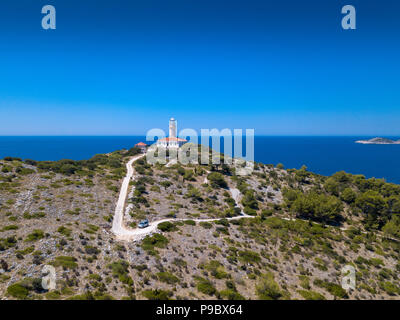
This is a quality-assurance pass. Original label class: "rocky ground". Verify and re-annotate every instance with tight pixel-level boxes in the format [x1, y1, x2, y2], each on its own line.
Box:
[1, 149, 400, 300]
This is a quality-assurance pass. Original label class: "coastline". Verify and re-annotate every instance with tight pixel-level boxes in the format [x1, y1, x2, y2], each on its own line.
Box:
[2, 136, 400, 183]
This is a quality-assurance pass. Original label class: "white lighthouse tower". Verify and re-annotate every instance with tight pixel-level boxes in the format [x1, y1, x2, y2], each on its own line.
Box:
[169, 118, 177, 138]
[157, 117, 187, 149]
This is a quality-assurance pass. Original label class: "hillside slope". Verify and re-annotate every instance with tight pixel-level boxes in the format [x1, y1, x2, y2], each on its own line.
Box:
[1, 148, 400, 300]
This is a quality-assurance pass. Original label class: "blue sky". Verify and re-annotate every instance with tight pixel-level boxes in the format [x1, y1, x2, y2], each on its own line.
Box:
[0, 0, 399, 135]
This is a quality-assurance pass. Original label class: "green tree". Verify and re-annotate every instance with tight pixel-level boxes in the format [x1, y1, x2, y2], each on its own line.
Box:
[160, 180, 172, 189]
[59, 164, 77, 175]
[382, 216, 400, 239]
[295, 165, 309, 183]
[332, 171, 351, 184]
[340, 188, 356, 204]
[126, 146, 141, 156]
[292, 192, 343, 224]
[355, 190, 388, 229]
[207, 172, 227, 188]
[241, 190, 259, 210]
[283, 188, 300, 207]
[324, 177, 339, 196]
[387, 196, 400, 216]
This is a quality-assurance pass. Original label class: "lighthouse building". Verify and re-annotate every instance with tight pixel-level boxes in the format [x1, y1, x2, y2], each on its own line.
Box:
[157, 118, 187, 149]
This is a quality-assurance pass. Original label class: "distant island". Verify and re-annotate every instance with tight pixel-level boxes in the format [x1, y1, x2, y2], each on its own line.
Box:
[355, 137, 400, 145]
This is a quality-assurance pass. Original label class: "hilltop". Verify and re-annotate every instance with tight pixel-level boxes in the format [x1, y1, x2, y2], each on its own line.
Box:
[1, 146, 400, 300]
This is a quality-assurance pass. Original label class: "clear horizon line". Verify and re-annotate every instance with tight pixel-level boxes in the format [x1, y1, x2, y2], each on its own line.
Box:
[0, 134, 399, 137]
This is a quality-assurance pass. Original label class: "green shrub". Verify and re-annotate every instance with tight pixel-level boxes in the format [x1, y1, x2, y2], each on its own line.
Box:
[57, 226, 72, 237]
[68, 291, 96, 300]
[23, 212, 46, 219]
[382, 281, 400, 295]
[7, 283, 29, 299]
[141, 234, 169, 253]
[84, 224, 99, 234]
[25, 229, 45, 242]
[244, 207, 257, 216]
[157, 221, 177, 232]
[313, 279, 348, 299]
[15, 246, 35, 256]
[172, 258, 187, 267]
[241, 190, 259, 210]
[65, 208, 81, 215]
[298, 290, 326, 300]
[0, 236, 17, 249]
[324, 283, 348, 299]
[200, 260, 229, 279]
[219, 289, 245, 300]
[370, 258, 384, 267]
[256, 273, 282, 300]
[196, 277, 217, 296]
[45, 290, 61, 300]
[200, 222, 212, 229]
[298, 275, 310, 290]
[160, 181, 172, 189]
[238, 250, 261, 264]
[142, 289, 171, 300]
[85, 245, 100, 255]
[4, 156, 22, 162]
[107, 260, 133, 285]
[52, 256, 78, 269]
[157, 272, 179, 284]
[207, 172, 227, 188]
[1, 225, 18, 232]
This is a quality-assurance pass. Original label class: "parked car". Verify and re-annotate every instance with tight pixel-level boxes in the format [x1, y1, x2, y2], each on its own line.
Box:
[138, 219, 149, 228]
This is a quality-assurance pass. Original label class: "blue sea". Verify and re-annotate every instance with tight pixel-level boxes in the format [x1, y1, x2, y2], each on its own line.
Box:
[1, 136, 400, 184]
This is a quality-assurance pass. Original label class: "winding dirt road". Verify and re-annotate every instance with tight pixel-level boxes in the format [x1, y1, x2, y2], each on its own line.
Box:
[111, 155, 253, 242]
[111, 155, 399, 244]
